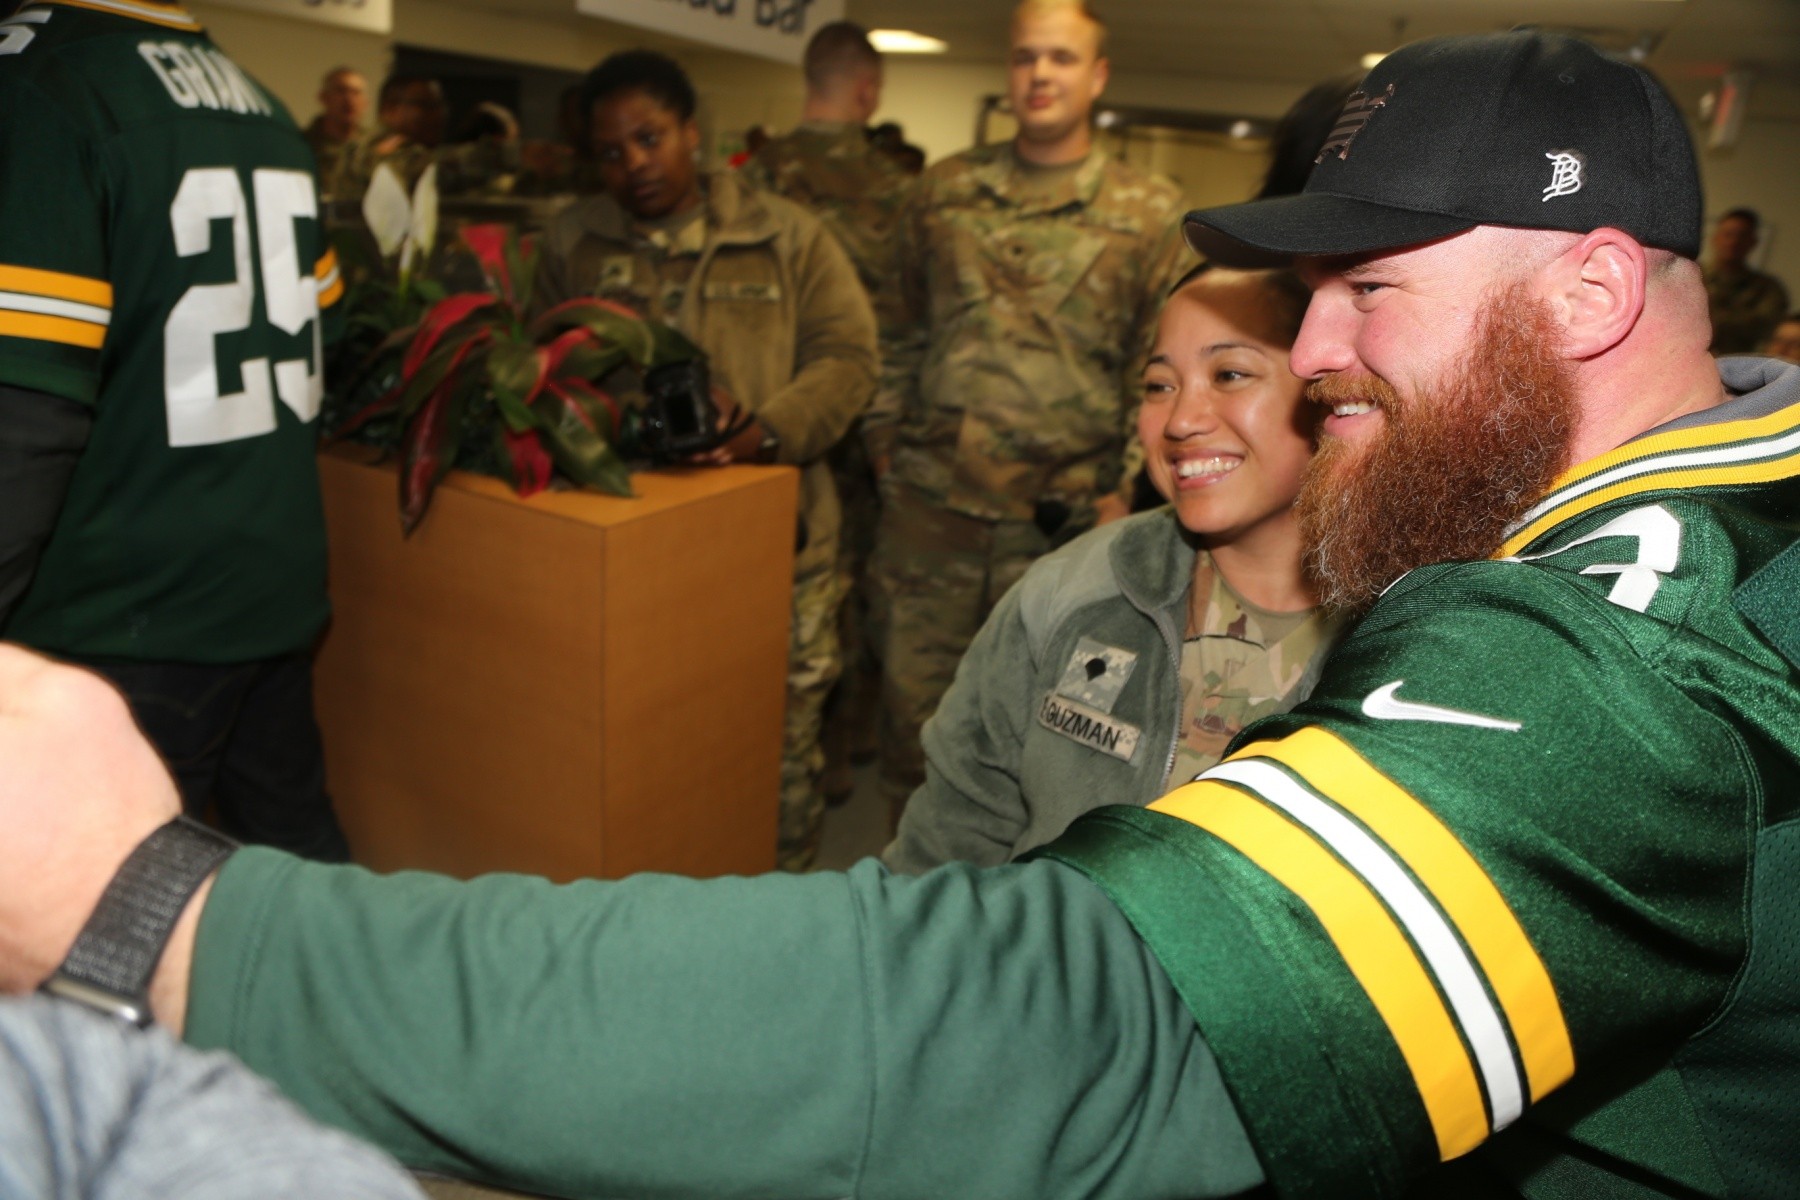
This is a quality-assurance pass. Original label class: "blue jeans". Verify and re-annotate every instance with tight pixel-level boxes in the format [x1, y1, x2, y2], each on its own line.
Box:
[77, 654, 351, 863]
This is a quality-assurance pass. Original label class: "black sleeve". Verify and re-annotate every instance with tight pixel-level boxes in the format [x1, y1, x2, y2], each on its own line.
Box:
[0, 384, 92, 627]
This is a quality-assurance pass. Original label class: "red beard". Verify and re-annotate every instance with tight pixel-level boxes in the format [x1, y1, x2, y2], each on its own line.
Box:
[1297, 284, 1579, 612]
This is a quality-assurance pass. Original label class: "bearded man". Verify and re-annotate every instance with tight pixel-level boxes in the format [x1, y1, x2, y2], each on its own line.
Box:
[1, 30, 1796, 1200]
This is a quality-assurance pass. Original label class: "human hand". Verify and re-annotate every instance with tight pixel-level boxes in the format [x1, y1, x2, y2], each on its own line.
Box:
[1093, 493, 1131, 526]
[682, 389, 766, 466]
[0, 646, 182, 996]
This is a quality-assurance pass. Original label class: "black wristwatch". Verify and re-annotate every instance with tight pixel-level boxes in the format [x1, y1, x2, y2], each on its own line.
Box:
[38, 816, 238, 1027]
[756, 424, 782, 464]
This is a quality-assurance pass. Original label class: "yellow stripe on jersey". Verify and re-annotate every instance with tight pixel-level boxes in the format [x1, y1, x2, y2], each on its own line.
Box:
[1154, 780, 1492, 1160]
[1248, 728, 1575, 1103]
[0, 265, 113, 310]
[314, 249, 343, 309]
[1500, 400, 1800, 556]
[41, 0, 201, 30]
[0, 310, 107, 349]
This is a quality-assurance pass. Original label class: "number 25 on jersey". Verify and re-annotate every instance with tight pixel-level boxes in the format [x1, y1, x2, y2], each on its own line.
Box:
[166, 166, 324, 448]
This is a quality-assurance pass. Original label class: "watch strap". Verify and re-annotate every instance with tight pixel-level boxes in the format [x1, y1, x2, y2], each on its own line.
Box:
[40, 815, 237, 1026]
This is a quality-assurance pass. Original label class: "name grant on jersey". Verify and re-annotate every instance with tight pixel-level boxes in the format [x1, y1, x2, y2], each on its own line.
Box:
[138, 41, 270, 116]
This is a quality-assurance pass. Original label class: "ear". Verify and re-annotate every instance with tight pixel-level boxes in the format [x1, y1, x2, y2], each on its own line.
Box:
[1546, 227, 1646, 360]
[1091, 55, 1110, 99]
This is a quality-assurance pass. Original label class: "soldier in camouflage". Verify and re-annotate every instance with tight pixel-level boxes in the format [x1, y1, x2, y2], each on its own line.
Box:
[1703, 208, 1790, 355]
[743, 22, 914, 803]
[301, 67, 367, 193]
[537, 50, 877, 871]
[870, 0, 1191, 826]
[329, 74, 519, 204]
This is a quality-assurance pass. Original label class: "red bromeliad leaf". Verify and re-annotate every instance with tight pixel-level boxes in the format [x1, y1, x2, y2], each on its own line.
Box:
[402, 293, 498, 381]
[459, 223, 513, 302]
[398, 333, 489, 419]
[544, 379, 598, 434]
[399, 382, 463, 535]
[557, 376, 621, 439]
[527, 299, 654, 363]
[328, 390, 401, 441]
[503, 427, 554, 498]
[536, 327, 595, 394]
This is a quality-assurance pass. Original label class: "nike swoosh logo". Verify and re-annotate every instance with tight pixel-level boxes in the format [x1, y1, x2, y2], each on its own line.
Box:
[1361, 681, 1522, 732]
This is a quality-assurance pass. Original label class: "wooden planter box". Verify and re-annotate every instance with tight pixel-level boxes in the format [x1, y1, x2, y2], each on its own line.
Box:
[313, 446, 797, 882]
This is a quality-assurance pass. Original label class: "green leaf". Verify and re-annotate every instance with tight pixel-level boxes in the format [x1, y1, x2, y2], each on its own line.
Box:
[647, 322, 702, 368]
[486, 337, 540, 402]
[529, 300, 657, 365]
[557, 341, 626, 383]
[532, 389, 634, 497]
[492, 388, 537, 434]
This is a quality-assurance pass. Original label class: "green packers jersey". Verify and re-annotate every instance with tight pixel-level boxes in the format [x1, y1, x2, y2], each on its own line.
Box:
[0, 0, 342, 662]
[1047, 358, 1800, 1198]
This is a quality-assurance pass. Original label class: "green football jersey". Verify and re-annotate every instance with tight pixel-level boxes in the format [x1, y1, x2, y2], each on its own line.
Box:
[1047, 359, 1800, 1198]
[0, 0, 342, 662]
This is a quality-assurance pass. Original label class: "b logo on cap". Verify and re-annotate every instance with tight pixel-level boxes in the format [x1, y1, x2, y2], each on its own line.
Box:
[1542, 150, 1585, 201]
[1315, 83, 1396, 163]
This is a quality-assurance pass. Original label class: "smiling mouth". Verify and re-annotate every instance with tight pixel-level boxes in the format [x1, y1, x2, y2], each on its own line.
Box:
[1328, 400, 1378, 417]
[1174, 456, 1240, 481]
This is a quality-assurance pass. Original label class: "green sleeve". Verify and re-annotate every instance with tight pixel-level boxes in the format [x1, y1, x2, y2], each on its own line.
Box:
[186, 850, 1264, 1199]
[881, 575, 1038, 873]
[0, 76, 109, 405]
[1047, 554, 1762, 1198]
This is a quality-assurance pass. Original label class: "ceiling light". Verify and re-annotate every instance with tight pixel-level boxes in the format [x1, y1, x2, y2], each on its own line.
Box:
[1361, 51, 1387, 70]
[869, 29, 949, 54]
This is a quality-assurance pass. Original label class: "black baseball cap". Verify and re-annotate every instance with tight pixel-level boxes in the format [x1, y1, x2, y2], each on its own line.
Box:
[1184, 30, 1703, 267]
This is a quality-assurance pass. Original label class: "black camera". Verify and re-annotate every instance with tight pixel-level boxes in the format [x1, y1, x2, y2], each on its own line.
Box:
[636, 359, 721, 465]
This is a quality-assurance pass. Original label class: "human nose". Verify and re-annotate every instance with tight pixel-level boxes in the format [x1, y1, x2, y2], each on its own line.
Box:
[1288, 292, 1355, 380]
[1161, 383, 1220, 441]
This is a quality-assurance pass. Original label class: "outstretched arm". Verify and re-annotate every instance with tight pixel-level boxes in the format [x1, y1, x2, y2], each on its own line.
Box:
[0, 645, 1264, 1200]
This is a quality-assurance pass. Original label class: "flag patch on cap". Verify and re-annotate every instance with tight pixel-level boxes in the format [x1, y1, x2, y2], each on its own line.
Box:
[1316, 83, 1396, 163]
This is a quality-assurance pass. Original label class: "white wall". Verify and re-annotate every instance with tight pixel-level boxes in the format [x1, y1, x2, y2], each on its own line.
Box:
[190, 0, 804, 161]
[1693, 116, 1800, 296]
[875, 56, 1305, 166]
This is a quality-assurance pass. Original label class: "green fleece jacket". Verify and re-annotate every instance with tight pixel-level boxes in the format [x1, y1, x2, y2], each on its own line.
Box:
[883, 510, 1335, 874]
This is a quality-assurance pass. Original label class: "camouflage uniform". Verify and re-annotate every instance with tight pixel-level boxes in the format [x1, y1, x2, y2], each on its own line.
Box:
[743, 122, 915, 796]
[881, 510, 1342, 874]
[301, 116, 359, 193]
[870, 142, 1190, 824]
[1167, 555, 1340, 782]
[328, 131, 519, 203]
[536, 171, 879, 870]
[1704, 264, 1790, 355]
